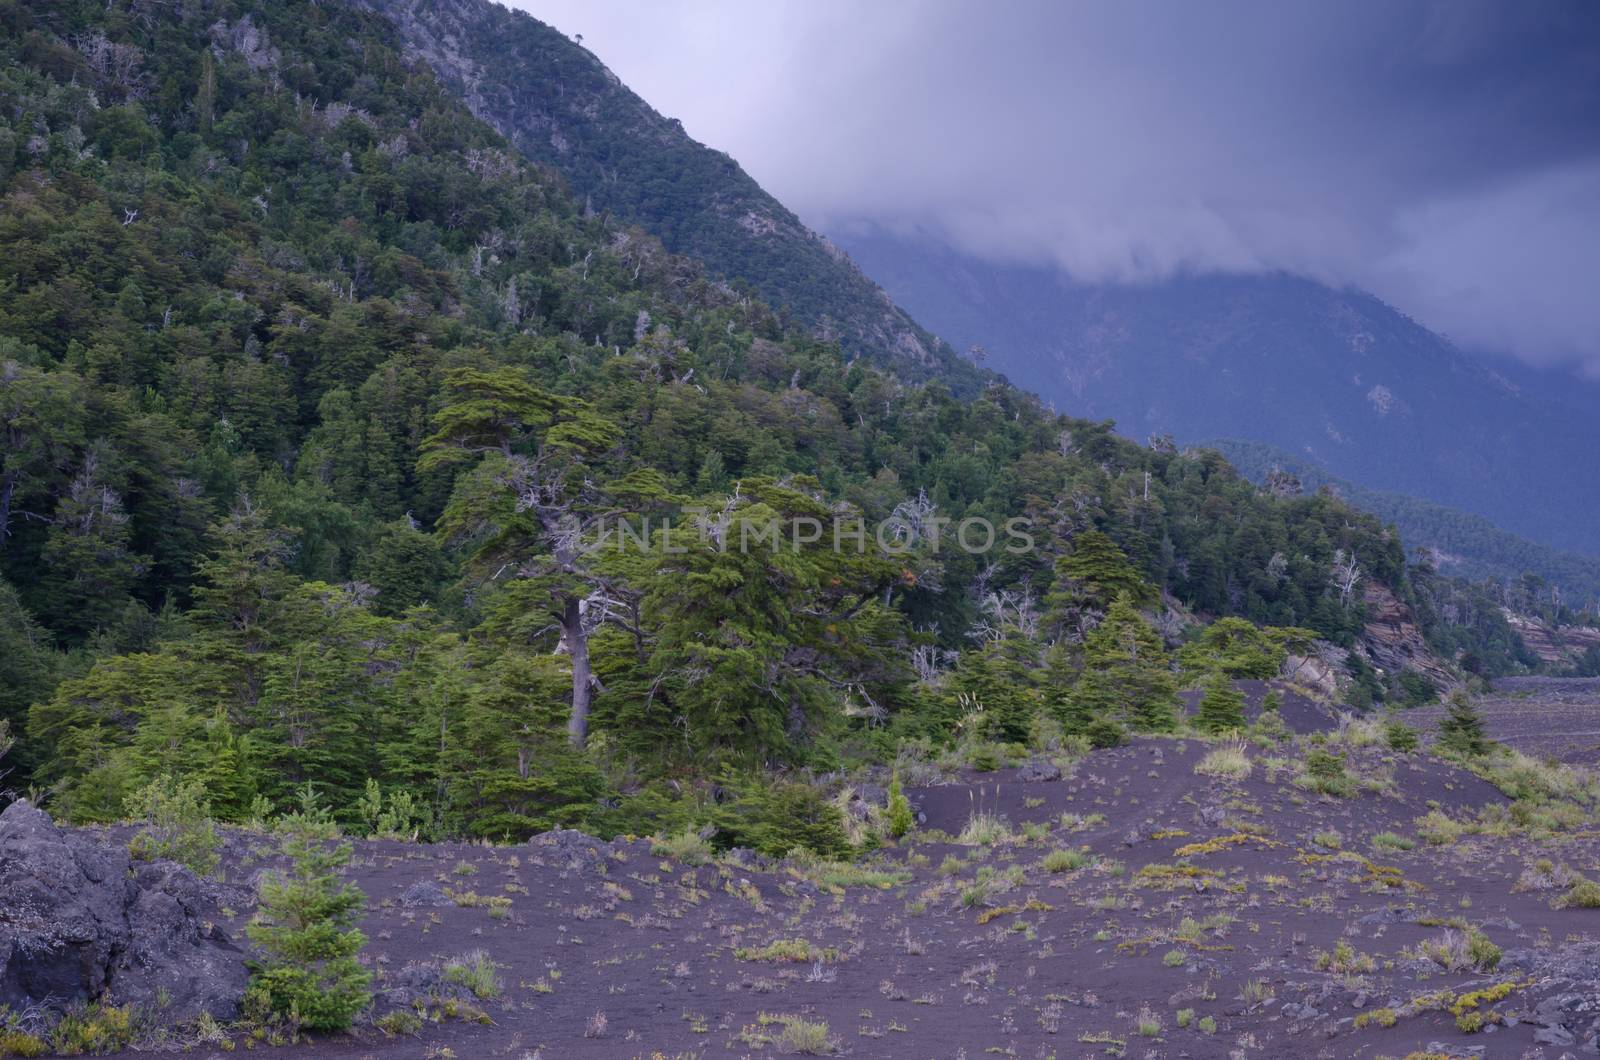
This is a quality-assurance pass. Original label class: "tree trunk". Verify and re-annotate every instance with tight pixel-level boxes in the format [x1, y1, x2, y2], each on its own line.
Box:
[0, 473, 13, 550]
[563, 596, 591, 749]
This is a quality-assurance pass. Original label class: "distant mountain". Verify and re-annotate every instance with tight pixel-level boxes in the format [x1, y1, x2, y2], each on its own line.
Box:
[835, 225, 1600, 557]
[362, 0, 979, 389]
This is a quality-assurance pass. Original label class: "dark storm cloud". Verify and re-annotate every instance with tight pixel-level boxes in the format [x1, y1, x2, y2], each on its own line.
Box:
[517, 0, 1600, 371]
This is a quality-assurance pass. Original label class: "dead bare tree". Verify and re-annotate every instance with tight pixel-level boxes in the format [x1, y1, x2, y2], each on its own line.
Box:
[1330, 548, 1362, 608]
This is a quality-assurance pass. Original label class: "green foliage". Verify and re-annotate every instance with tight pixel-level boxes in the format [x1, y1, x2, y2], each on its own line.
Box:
[1058, 595, 1178, 733]
[0, 1028, 47, 1058]
[45, 1001, 135, 1056]
[0, 0, 1509, 838]
[0, 580, 60, 779]
[124, 774, 221, 878]
[1179, 617, 1288, 679]
[1082, 717, 1127, 749]
[651, 828, 715, 866]
[1194, 673, 1246, 734]
[1301, 749, 1354, 797]
[356, 779, 423, 840]
[1438, 692, 1490, 758]
[1047, 530, 1152, 629]
[246, 816, 372, 1032]
[711, 778, 853, 860]
[1385, 720, 1420, 753]
[886, 773, 914, 839]
[1397, 669, 1439, 707]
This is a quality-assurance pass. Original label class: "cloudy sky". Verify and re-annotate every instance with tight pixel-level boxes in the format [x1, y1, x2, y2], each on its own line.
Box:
[515, 0, 1600, 372]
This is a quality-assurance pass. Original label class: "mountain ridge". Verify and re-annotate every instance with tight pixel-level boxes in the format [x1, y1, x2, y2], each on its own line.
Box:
[834, 223, 1600, 557]
[361, 0, 981, 389]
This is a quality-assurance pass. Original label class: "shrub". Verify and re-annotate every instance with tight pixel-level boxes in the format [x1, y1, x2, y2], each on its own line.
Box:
[1041, 848, 1091, 873]
[712, 779, 853, 860]
[652, 827, 714, 866]
[734, 939, 838, 963]
[443, 950, 502, 1000]
[1195, 740, 1252, 780]
[124, 775, 221, 878]
[1315, 940, 1375, 974]
[375, 1009, 422, 1037]
[356, 778, 424, 840]
[886, 774, 914, 839]
[0, 1029, 46, 1058]
[1370, 831, 1415, 852]
[1419, 928, 1500, 972]
[956, 811, 1013, 846]
[1300, 749, 1354, 796]
[1557, 879, 1600, 909]
[1385, 721, 1420, 753]
[273, 784, 341, 840]
[47, 1002, 135, 1055]
[1082, 717, 1126, 749]
[1398, 670, 1438, 706]
[774, 1016, 834, 1055]
[245, 815, 372, 1031]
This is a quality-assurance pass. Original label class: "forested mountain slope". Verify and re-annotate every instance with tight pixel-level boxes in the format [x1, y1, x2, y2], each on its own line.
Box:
[1214, 439, 1600, 608]
[837, 225, 1600, 556]
[0, 0, 1519, 839]
[357, 0, 978, 388]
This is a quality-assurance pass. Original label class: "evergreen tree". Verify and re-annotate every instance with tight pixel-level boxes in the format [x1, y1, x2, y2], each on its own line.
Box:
[1437, 691, 1489, 757]
[1195, 672, 1247, 733]
[246, 816, 372, 1032]
[1046, 530, 1153, 636]
[1077, 594, 1179, 732]
[948, 641, 1037, 744]
[424, 367, 637, 750]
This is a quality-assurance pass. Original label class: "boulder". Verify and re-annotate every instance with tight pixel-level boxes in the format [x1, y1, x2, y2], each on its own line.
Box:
[0, 800, 249, 1021]
[1018, 758, 1062, 783]
[528, 828, 607, 869]
[400, 880, 454, 908]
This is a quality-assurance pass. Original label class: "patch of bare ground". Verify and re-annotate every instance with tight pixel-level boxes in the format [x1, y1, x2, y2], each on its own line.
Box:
[1410, 676, 1600, 764]
[60, 702, 1600, 1059]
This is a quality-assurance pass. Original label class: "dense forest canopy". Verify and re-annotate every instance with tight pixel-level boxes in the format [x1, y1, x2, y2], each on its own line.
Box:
[0, 0, 1538, 838]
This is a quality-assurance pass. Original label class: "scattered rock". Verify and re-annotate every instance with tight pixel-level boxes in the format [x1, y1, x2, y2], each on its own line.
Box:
[1534, 1024, 1576, 1047]
[1356, 905, 1409, 926]
[723, 847, 772, 872]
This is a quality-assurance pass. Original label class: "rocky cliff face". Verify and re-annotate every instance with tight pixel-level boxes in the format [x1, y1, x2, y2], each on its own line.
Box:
[1359, 582, 1454, 689]
[1503, 611, 1600, 668]
[362, 0, 975, 387]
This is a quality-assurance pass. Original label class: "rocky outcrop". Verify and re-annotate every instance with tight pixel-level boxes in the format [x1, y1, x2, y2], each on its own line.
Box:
[1359, 582, 1453, 689]
[0, 800, 249, 1021]
[1501, 943, 1600, 1053]
[1502, 610, 1600, 668]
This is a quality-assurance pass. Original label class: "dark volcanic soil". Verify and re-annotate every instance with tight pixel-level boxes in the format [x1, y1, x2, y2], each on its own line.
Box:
[1410, 676, 1600, 764]
[85, 716, 1600, 1060]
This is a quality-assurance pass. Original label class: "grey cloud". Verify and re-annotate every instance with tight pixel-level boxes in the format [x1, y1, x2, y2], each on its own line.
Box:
[516, 0, 1600, 371]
